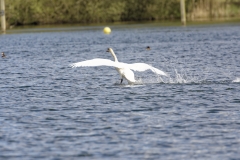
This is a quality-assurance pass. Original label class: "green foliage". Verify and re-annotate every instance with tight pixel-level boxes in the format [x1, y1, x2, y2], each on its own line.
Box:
[3, 0, 240, 26]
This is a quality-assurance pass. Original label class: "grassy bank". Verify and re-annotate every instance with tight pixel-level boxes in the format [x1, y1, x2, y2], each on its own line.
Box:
[187, 0, 240, 20]
[2, 0, 240, 26]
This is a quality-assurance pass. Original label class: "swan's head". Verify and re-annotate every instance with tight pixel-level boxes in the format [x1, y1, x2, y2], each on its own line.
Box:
[146, 46, 151, 50]
[106, 48, 118, 62]
[106, 48, 113, 53]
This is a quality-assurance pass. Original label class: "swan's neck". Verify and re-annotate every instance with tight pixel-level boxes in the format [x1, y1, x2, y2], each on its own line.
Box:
[110, 50, 118, 62]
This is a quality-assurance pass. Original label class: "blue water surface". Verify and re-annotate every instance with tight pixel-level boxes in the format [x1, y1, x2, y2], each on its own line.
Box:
[0, 23, 240, 160]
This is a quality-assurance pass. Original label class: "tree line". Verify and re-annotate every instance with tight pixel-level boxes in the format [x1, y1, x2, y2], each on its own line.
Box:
[3, 0, 240, 26]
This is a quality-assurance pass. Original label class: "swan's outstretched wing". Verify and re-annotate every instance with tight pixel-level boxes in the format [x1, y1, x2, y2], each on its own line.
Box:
[70, 58, 168, 76]
[70, 58, 118, 68]
[125, 63, 168, 76]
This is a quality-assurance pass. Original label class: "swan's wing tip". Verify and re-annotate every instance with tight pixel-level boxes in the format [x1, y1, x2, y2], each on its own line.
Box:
[69, 63, 76, 68]
[164, 73, 170, 77]
[152, 68, 168, 77]
[160, 71, 169, 77]
[159, 73, 169, 77]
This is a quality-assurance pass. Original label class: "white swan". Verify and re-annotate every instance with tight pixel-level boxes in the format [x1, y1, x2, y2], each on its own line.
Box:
[70, 48, 168, 84]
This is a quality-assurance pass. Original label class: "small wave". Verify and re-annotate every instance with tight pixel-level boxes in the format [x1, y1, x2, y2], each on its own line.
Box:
[232, 77, 240, 83]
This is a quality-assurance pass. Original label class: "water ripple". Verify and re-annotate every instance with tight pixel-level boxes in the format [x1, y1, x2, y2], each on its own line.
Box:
[0, 23, 240, 160]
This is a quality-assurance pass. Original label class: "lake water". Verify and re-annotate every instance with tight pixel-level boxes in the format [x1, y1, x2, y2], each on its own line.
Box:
[0, 22, 240, 159]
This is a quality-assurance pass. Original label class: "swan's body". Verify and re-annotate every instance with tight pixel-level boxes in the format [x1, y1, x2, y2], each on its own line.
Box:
[70, 48, 168, 84]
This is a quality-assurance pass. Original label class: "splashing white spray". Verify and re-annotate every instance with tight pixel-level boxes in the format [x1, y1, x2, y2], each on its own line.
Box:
[233, 77, 240, 83]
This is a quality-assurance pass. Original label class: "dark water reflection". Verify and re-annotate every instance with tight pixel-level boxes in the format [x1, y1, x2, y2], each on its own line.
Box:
[0, 23, 240, 159]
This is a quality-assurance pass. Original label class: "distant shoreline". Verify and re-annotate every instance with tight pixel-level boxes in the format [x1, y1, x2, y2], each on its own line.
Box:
[4, 19, 239, 35]
[3, 0, 240, 28]
[7, 17, 240, 28]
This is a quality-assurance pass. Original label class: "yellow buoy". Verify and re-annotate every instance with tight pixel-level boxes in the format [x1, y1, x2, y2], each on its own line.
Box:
[103, 27, 111, 34]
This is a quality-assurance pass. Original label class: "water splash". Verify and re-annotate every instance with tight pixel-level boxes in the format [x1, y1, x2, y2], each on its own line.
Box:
[165, 69, 203, 84]
[233, 77, 240, 83]
[135, 68, 207, 85]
